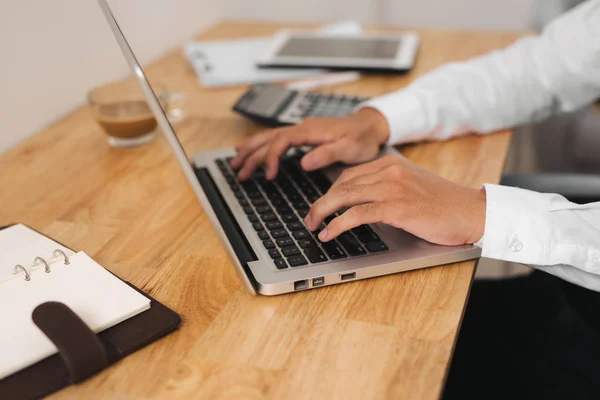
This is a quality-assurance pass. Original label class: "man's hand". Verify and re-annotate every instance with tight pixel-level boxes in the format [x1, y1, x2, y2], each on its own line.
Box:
[304, 155, 486, 246]
[230, 108, 390, 180]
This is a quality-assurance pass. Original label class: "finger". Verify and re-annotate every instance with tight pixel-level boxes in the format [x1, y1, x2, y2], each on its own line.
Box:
[338, 171, 382, 188]
[305, 182, 387, 230]
[318, 203, 387, 242]
[265, 128, 334, 180]
[300, 139, 357, 171]
[333, 155, 400, 187]
[230, 130, 276, 169]
[237, 145, 269, 180]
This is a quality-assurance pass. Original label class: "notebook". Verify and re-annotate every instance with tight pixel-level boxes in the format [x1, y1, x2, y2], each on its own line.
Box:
[0, 224, 150, 381]
[184, 20, 363, 87]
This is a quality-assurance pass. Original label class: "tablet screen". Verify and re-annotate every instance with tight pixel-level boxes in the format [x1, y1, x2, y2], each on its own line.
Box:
[276, 37, 401, 60]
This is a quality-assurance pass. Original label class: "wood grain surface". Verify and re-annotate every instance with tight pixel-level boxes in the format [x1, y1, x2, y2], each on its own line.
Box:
[0, 21, 525, 400]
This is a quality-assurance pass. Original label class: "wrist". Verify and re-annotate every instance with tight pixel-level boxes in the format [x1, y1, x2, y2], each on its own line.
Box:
[352, 107, 390, 145]
[466, 187, 486, 244]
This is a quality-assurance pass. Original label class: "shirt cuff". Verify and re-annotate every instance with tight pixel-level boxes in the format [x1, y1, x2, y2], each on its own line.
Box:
[478, 184, 552, 264]
[356, 89, 429, 146]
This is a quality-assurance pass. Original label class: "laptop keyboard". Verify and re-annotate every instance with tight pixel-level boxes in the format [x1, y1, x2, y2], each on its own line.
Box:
[215, 152, 388, 270]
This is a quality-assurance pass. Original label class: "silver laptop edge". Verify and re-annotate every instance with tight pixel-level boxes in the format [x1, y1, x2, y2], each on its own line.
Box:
[98, 0, 481, 296]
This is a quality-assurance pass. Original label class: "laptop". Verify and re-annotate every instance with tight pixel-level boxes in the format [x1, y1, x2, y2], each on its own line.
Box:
[98, 0, 481, 295]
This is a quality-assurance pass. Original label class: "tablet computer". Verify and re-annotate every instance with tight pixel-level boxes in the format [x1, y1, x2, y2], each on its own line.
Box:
[258, 31, 420, 73]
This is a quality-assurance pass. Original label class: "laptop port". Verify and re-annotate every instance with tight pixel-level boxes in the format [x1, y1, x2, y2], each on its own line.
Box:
[312, 277, 325, 287]
[294, 280, 309, 291]
[340, 272, 356, 281]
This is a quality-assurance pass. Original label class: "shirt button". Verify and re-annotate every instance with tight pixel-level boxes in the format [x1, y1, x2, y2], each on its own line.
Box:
[508, 235, 523, 253]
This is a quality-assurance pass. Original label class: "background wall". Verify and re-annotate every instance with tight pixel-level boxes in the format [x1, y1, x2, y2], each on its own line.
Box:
[1, 0, 544, 154]
[0, 0, 221, 154]
[223, 0, 536, 31]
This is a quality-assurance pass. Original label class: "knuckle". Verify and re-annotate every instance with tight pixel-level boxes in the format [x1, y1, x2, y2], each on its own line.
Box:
[353, 203, 377, 218]
[271, 136, 288, 152]
[339, 169, 352, 181]
[364, 203, 379, 216]
[311, 198, 325, 215]
[247, 153, 263, 167]
[386, 164, 405, 178]
[337, 182, 353, 197]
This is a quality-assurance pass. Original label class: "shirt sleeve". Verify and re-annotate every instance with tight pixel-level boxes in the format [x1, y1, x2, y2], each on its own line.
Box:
[478, 184, 600, 291]
[360, 0, 600, 145]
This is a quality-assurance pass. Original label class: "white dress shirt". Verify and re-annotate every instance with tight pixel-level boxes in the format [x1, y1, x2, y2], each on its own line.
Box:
[363, 0, 600, 290]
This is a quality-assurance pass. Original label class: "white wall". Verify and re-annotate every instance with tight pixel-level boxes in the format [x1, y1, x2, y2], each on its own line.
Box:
[0, 0, 221, 154]
[223, 0, 535, 31]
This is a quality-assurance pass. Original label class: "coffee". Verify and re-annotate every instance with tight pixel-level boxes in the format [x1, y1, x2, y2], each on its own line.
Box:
[94, 101, 157, 139]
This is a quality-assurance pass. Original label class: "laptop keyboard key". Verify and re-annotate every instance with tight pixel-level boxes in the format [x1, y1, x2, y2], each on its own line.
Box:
[304, 246, 328, 263]
[292, 200, 309, 210]
[261, 213, 278, 222]
[276, 236, 294, 247]
[270, 197, 286, 208]
[268, 249, 281, 259]
[338, 233, 367, 256]
[286, 221, 304, 231]
[287, 255, 308, 267]
[256, 205, 272, 214]
[293, 230, 310, 240]
[266, 221, 283, 230]
[248, 214, 258, 223]
[274, 258, 288, 269]
[353, 225, 380, 243]
[243, 206, 254, 214]
[321, 241, 347, 259]
[263, 240, 275, 249]
[285, 192, 303, 203]
[276, 206, 293, 215]
[281, 213, 298, 223]
[297, 208, 310, 218]
[246, 191, 262, 199]
[365, 241, 388, 253]
[298, 238, 316, 248]
[271, 229, 288, 238]
[251, 197, 267, 206]
[252, 222, 264, 231]
[282, 246, 301, 257]
[258, 231, 269, 240]
[238, 199, 249, 207]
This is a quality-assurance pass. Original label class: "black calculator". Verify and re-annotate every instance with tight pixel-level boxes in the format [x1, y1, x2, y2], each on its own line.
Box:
[232, 83, 370, 127]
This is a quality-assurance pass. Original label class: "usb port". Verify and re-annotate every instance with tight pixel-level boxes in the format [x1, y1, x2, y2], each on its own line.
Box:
[340, 272, 356, 281]
[312, 277, 325, 287]
[294, 280, 309, 291]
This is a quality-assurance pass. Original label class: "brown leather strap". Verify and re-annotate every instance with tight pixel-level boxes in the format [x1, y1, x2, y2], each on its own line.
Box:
[32, 302, 109, 383]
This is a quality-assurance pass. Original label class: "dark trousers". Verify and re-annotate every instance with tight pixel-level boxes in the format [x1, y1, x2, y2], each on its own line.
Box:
[443, 271, 600, 400]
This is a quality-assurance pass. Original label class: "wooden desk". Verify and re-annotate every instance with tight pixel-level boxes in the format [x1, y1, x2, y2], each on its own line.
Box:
[0, 22, 524, 400]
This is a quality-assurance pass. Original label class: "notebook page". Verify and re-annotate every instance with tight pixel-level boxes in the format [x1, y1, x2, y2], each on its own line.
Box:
[0, 252, 150, 380]
[0, 224, 73, 283]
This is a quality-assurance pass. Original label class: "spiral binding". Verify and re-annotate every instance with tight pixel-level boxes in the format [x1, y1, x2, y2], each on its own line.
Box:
[11, 249, 71, 281]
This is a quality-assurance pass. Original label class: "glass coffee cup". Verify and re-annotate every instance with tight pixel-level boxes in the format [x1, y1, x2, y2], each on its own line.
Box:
[88, 79, 185, 148]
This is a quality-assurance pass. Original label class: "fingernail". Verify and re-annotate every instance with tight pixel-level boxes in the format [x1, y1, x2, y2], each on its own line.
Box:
[304, 215, 312, 229]
[302, 154, 315, 168]
[318, 228, 328, 241]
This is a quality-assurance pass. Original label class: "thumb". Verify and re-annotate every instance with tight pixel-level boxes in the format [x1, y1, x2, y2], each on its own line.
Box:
[300, 141, 350, 171]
